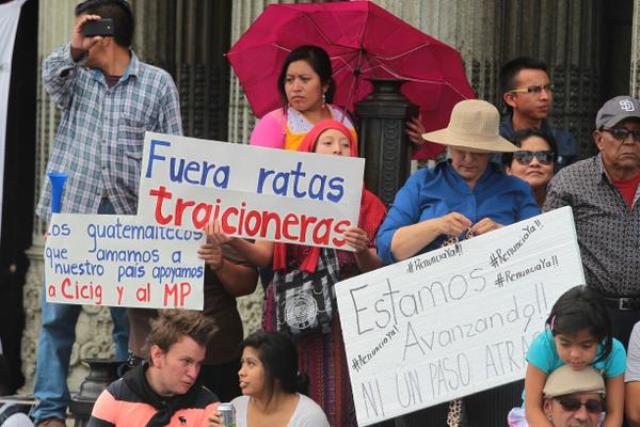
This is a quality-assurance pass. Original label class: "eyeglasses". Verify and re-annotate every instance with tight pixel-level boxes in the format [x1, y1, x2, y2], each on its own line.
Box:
[508, 84, 553, 95]
[601, 127, 640, 143]
[513, 150, 555, 165]
[554, 396, 603, 414]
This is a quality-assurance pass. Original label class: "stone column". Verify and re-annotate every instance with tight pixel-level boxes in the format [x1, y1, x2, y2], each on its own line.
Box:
[356, 80, 417, 206]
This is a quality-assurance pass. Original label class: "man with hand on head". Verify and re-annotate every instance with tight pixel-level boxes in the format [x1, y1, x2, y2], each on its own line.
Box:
[88, 310, 219, 427]
[541, 365, 606, 427]
[33, 1, 181, 425]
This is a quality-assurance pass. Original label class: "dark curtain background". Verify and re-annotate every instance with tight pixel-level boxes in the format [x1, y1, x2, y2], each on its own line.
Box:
[0, 0, 38, 394]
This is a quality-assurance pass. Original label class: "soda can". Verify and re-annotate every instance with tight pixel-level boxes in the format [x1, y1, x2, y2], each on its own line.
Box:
[218, 402, 236, 427]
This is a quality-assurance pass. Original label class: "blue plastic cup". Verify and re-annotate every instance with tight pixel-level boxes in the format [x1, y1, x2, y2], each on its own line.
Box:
[48, 171, 68, 214]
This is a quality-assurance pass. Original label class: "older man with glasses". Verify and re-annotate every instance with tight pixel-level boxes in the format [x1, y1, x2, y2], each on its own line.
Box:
[544, 95, 640, 348]
[542, 365, 606, 427]
[499, 57, 578, 170]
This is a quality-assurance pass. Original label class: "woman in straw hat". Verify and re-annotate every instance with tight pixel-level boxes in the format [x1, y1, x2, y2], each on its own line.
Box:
[376, 99, 540, 425]
[377, 99, 540, 263]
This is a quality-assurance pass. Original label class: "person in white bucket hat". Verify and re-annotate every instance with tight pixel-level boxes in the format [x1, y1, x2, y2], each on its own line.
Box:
[377, 99, 541, 426]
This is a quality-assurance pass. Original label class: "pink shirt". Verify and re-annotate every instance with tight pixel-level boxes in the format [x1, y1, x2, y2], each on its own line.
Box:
[249, 106, 355, 151]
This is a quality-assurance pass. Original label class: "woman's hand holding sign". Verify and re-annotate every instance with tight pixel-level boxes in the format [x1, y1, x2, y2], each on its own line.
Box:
[344, 226, 369, 254]
[345, 226, 383, 273]
[198, 221, 229, 272]
[435, 212, 472, 237]
[390, 212, 471, 262]
[197, 221, 258, 297]
[470, 218, 503, 236]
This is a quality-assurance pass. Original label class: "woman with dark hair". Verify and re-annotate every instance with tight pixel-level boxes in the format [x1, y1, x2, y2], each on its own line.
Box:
[208, 332, 329, 427]
[503, 129, 557, 206]
[249, 45, 355, 151]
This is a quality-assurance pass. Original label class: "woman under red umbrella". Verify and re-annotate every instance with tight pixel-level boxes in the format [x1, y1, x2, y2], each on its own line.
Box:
[247, 45, 358, 292]
[228, 2, 476, 161]
[249, 45, 356, 151]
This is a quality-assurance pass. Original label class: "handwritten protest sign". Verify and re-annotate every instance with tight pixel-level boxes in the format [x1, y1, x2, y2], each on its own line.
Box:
[137, 132, 364, 250]
[44, 214, 204, 309]
[335, 207, 584, 426]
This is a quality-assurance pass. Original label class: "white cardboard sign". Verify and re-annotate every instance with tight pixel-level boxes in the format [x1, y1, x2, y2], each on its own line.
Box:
[43, 133, 364, 309]
[137, 132, 365, 250]
[335, 207, 584, 426]
[44, 214, 204, 309]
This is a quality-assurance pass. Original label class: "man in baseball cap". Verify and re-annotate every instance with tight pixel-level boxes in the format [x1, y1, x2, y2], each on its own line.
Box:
[542, 365, 605, 427]
[544, 96, 640, 348]
[595, 95, 640, 129]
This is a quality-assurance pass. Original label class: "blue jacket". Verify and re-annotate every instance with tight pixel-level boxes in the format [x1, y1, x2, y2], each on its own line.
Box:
[376, 161, 540, 265]
[499, 114, 578, 169]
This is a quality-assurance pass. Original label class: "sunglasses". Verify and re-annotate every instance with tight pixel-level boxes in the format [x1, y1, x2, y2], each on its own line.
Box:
[513, 150, 555, 165]
[601, 127, 640, 143]
[554, 396, 603, 414]
[508, 84, 553, 95]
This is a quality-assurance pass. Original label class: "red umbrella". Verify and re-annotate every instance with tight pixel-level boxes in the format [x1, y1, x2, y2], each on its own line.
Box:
[226, 1, 475, 160]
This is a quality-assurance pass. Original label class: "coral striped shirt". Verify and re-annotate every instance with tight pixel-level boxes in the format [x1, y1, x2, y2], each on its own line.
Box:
[88, 376, 218, 427]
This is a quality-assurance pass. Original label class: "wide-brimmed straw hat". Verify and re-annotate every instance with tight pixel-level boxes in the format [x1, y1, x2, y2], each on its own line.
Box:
[421, 99, 518, 153]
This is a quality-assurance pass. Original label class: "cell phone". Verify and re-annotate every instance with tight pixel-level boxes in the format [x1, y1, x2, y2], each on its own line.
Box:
[82, 18, 115, 37]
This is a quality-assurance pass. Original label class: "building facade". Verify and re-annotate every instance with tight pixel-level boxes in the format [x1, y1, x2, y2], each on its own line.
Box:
[11, 0, 638, 405]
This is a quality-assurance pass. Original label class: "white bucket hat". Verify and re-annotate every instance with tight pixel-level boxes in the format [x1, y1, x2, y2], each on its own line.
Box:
[422, 99, 518, 153]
